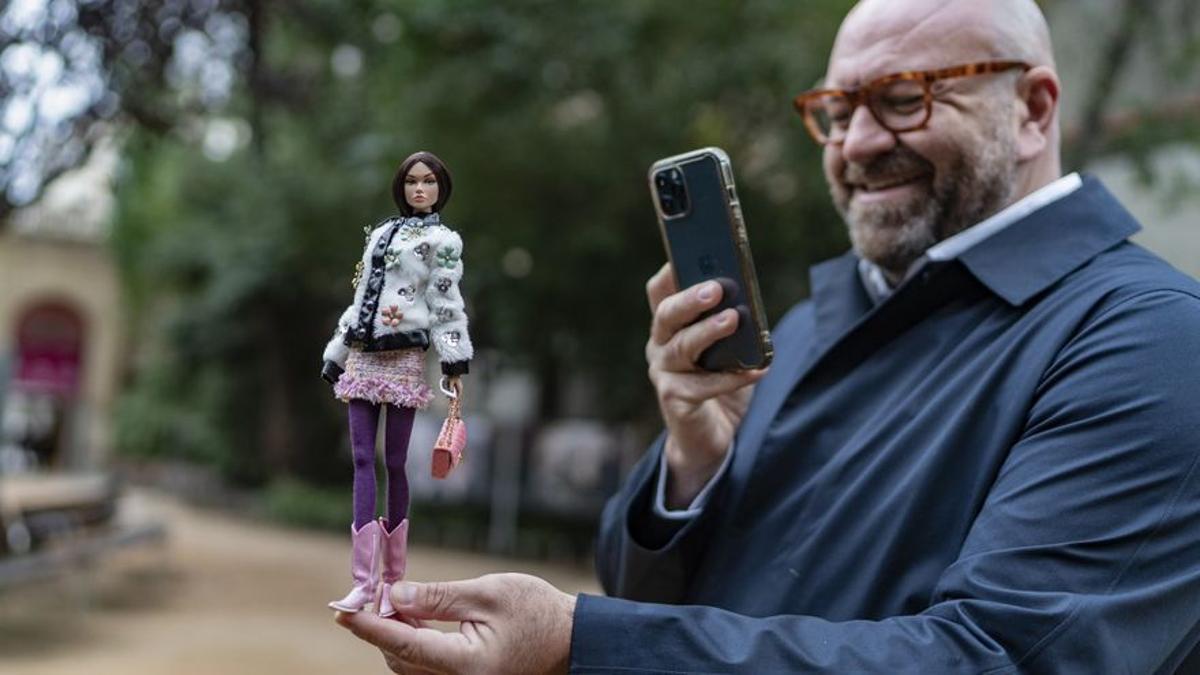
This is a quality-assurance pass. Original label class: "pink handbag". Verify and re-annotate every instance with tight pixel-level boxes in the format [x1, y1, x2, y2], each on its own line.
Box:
[432, 382, 466, 479]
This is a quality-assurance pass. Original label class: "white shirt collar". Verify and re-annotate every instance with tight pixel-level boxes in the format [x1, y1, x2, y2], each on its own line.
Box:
[858, 172, 1083, 304]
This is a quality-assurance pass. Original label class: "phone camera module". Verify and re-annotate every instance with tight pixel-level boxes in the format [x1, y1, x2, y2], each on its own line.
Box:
[656, 168, 689, 217]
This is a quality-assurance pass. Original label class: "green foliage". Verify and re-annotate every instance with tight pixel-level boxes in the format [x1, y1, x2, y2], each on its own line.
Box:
[262, 478, 352, 531]
[112, 128, 351, 486]
[1094, 111, 1200, 188]
[111, 0, 857, 483]
[352, 0, 854, 415]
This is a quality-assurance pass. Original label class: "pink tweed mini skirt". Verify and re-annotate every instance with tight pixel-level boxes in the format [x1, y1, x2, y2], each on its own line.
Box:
[334, 348, 433, 409]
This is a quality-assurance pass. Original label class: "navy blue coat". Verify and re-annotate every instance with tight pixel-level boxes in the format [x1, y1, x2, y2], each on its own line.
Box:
[571, 177, 1200, 674]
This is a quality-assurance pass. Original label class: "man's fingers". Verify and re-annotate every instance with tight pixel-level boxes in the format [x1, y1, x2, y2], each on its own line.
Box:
[388, 578, 495, 621]
[336, 610, 470, 674]
[650, 306, 738, 371]
[382, 649, 441, 675]
[649, 281, 725, 346]
[395, 613, 427, 630]
[655, 367, 767, 406]
[646, 263, 678, 314]
[336, 610, 414, 652]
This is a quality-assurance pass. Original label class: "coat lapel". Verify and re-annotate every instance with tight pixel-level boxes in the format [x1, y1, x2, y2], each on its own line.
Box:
[727, 253, 875, 508]
[724, 176, 1140, 516]
[810, 253, 875, 355]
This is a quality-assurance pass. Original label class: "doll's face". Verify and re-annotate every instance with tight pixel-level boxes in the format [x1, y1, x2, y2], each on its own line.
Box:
[404, 162, 439, 213]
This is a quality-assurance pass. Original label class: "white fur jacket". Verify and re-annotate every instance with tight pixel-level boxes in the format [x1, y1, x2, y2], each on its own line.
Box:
[322, 212, 473, 376]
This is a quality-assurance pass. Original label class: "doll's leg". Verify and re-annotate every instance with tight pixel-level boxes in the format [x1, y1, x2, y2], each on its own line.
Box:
[377, 403, 415, 617]
[383, 403, 416, 528]
[348, 399, 381, 529]
[330, 399, 384, 612]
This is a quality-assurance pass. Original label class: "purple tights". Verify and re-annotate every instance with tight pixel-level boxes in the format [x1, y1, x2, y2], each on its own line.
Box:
[348, 399, 415, 532]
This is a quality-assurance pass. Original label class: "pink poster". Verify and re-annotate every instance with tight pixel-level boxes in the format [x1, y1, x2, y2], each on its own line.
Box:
[14, 303, 84, 397]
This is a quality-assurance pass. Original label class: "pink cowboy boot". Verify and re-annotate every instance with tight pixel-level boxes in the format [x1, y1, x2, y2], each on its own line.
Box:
[328, 519, 382, 612]
[377, 518, 410, 618]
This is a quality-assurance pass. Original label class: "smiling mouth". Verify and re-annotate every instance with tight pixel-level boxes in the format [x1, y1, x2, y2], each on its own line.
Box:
[853, 174, 927, 192]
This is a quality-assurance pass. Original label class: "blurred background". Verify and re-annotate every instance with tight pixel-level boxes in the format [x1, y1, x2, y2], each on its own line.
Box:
[0, 0, 1196, 672]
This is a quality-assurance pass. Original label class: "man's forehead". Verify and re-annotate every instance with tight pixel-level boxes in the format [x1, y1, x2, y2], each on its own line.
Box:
[826, 0, 1005, 86]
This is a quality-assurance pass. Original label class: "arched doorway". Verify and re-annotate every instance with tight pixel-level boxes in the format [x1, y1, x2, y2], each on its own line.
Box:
[3, 301, 86, 469]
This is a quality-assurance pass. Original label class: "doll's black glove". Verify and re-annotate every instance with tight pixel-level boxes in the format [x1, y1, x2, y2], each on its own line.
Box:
[321, 360, 344, 385]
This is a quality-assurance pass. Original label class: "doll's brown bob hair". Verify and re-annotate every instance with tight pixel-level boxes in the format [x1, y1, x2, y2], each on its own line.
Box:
[392, 151, 453, 216]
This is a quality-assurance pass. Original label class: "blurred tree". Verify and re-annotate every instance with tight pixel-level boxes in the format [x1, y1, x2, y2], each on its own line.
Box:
[103, 0, 858, 487]
[1, 0, 231, 217]
[5, 0, 1195, 489]
[1062, 0, 1200, 170]
[359, 0, 854, 419]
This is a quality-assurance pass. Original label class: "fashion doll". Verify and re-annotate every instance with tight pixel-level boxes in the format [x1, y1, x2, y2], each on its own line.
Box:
[321, 150, 472, 615]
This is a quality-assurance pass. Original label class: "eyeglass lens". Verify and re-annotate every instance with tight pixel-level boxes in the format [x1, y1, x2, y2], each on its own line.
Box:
[807, 79, 929, 142]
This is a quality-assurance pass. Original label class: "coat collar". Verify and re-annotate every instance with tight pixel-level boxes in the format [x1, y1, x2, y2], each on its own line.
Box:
[810, 175, 1141, 343]
[956, 175, 1140, 306]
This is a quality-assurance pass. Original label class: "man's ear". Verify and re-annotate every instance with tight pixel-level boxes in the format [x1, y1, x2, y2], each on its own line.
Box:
[1015, 66, 1060, 162]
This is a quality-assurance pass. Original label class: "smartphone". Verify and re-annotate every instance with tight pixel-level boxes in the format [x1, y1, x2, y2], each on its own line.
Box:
[648, 147, 773, 371]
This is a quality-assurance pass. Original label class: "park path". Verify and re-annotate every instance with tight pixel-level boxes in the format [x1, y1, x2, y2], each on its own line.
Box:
[0, 489, 601, 674]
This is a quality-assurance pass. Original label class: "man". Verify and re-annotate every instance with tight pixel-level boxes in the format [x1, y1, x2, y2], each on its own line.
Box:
[338, 0, 1200, 672]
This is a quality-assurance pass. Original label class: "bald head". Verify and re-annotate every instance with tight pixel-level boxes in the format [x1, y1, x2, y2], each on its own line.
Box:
[817, 0, 1065, 278]
[830, 0, 1055, 87]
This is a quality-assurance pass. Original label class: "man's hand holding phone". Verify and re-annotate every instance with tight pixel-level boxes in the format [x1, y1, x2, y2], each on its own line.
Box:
[645, 263, 768, 509]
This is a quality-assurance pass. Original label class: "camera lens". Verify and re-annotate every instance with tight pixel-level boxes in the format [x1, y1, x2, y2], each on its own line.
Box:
[654, 167, 688, 217]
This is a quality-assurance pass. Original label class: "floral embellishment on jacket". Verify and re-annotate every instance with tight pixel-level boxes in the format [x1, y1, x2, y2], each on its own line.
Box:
[380, 305, 404, 327]
[397, 223, 424, 241]
[322, 217, 473, 376]
[436, 245, 460, 269]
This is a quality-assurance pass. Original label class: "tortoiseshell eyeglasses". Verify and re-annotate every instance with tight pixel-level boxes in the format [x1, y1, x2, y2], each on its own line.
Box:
[793, 60, 1032, 145]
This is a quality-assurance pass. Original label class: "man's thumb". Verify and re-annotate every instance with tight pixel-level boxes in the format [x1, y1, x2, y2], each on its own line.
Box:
[391, 579, 487, 621]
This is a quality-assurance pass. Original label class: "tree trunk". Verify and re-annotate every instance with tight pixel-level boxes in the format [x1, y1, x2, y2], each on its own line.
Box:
[1068, 0, 1154, 169]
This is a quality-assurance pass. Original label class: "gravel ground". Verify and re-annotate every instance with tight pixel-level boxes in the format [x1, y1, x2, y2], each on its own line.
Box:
[0, 489, 601, 674]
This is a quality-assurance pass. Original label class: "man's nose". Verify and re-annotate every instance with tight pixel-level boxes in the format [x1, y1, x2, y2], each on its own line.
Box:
[840, 105, 896, 165]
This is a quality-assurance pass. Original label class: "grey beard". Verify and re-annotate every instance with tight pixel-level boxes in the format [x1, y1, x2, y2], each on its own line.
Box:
[845, 190, 943, 277]
[836, 120, 1018, 280]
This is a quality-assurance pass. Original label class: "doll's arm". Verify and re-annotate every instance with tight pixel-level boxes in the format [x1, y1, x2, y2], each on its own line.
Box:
[426, 230, 473, 376]
[321, 303, 357, 382]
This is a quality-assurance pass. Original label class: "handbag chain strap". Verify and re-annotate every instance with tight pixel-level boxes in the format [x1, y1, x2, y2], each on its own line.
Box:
[444, 378, 463, 421]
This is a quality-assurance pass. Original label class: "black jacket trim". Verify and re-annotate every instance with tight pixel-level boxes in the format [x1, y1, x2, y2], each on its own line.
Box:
[346, 329, 431, 353]
[321, 360, 344, 384]
[352, 219, 403, 343]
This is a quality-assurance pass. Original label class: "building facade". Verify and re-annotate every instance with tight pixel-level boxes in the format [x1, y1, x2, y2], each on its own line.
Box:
[0, 146, 122, 471]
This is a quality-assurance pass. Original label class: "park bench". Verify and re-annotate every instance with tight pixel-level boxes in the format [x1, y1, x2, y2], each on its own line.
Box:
[0, 471, 166, 589]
